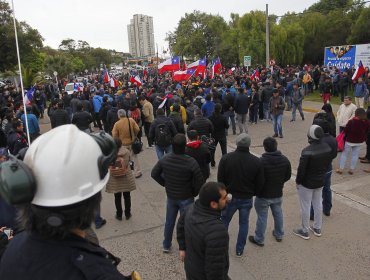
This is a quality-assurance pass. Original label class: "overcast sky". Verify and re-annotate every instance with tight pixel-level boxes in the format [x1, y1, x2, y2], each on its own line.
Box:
[13, 0, 319, 54]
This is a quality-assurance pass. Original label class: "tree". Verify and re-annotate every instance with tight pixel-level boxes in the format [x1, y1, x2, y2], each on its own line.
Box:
[348, 7, 370, 44]
[0, 0, 43, 72]
[59, 38, 76, 52]
[166, 11, 228, 59]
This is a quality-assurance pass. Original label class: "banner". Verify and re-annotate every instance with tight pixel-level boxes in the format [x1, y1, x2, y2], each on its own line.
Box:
[324, 44, 370, 70]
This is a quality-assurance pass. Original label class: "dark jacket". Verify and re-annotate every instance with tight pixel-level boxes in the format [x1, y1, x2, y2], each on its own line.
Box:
[177, 201, 229, 280]
[187, 116, 214, 137]
[261, 85, 274, 103]
[50, 109, 70, 128]
[7, 129, 28, 155]
[258, 151, 291, 198]
[234, 93, 249, 114]
[106, 107, 119, 133]
[185, 140, 211, 180]
[169, 112, 185, 134]
[209, 113, 229, 140]
[269, 96, 285, 116]
[149, 115, 177, 142]
[72, 111, 93, 131]
[296, 141, 333, 189]
[0, 232, 126, 280]
[151, 153, 205, 200]
[222, 93, 235, 112]
[218, 147, 264, 199]
[344, 117, 370, 144]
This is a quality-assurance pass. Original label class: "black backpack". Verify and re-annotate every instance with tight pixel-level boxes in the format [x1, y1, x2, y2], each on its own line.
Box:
[155, 123, 172, 147]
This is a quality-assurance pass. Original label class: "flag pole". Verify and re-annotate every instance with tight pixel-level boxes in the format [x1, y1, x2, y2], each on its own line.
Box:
[11, 0, 31, 145]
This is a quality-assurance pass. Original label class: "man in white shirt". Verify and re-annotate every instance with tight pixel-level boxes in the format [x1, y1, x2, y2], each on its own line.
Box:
[336, 96, 357, 133]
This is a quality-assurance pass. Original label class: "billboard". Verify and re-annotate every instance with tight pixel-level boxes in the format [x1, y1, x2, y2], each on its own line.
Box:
[324, 44, 370, 70]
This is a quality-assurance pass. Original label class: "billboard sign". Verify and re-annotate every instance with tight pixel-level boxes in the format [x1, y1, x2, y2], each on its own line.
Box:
[324, 44, 370, 70]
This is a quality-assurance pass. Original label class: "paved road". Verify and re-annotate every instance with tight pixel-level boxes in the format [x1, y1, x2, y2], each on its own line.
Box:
[39, 100, 370, 280]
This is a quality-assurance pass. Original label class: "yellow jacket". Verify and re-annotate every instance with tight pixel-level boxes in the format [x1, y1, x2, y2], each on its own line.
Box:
[112, 117, 140, 146]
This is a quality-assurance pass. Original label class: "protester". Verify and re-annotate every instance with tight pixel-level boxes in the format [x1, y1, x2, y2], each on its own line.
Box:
[293, 125, 333, 240]
[337, 96, 357, 133]
[269, 88, 285, 138]
[234, 88, 250, 133]
[151, 134, 204, 253]
[218, 133, 264, 257]
[249, 137, 291, 246]
[177, 182, 230, 280]
[290, 82, 305, 122]
[138, 96, 154, 148]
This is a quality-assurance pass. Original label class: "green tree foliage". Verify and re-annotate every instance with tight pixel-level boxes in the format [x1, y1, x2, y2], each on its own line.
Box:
[167, 0, 370, 66]
[0, 0, 43, 72]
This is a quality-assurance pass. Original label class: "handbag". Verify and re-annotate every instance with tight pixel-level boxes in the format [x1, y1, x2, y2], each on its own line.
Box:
[127, 117, 142, 154]
[201, 135, 216, 152]
[336, 131, 345, 152]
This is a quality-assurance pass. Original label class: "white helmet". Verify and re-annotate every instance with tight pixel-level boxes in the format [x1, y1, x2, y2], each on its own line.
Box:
[24, 125, 112, 207]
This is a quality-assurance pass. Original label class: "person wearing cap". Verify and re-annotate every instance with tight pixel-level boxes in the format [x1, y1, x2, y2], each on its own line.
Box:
[218, 133, 264, 257]
[293, 125, 333, 240]
[0, 125, 141, 279]
[269, 88, 285, 138]
[6, 119, 28, 156]
[176, 182, 230, 280]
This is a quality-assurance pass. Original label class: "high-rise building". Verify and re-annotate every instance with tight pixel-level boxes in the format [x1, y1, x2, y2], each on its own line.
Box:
[127, 14, 155, 58]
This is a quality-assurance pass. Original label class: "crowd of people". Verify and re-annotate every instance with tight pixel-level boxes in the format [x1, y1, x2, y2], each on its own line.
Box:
[0, 62, 370, 279]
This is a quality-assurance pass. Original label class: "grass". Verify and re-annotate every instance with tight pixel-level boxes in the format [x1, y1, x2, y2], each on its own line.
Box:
[303, 90, 343, 105]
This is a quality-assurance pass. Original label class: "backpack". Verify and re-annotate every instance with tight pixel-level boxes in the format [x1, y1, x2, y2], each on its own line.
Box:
[155, 123, 172, 147]
[130, 109, 141, 125]
[109, 157, 128, 177]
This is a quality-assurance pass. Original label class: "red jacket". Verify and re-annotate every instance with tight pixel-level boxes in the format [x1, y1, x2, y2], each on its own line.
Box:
[344, 118, 370, 143]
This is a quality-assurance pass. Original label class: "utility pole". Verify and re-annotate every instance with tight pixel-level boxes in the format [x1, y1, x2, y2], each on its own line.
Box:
[265, 3, 270, 69]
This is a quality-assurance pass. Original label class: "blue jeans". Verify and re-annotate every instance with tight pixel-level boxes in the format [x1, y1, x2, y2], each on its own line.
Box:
[285, 95, 292, 110]
[311, 167, 332, 216]
[254, 197, 284, 243]
[272, 114, 283, 136]
[263, 102, 271, 120]
[291, 102, 304, 121]
[155, 145, 172, 160]
[94, 203, 104, 226]
[339, 143, 361, 170]
[163, 197, 194, 249]
[223, 197, 253, 253]
[223, 110, 236, 133]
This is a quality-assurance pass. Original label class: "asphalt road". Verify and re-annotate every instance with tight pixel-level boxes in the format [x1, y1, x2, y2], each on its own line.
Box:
[39, 100, 370, 280]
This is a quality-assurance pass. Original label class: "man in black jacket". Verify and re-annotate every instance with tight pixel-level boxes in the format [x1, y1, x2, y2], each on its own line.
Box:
[185, 130, 211, 180]
[311, 115, 338, 217]
[293, 125, 332, 240]
[218, 133, 264, 257]
[50, 101, 70, 129]
[249, 137, 291, 246]
[187, 109, 213, 138]
[169, 103, 185, 134]
[234, 88, 249, 134]
[261, 82, 274, 121]
[149, 108, 177, 160]
[222, 89, 236, 135]
[151, 134, 204, 252]
[177, 182, 230, 280]
[71, 103, 93, 132]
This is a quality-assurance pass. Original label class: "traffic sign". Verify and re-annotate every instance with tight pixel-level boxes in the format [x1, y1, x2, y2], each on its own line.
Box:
[53, 71, 58, 76]
[244, 56, 251, 67]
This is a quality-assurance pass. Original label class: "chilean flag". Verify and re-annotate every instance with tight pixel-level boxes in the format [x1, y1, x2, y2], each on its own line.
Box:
[173, 68, 196, 82]
[24, 86, 35, 105]
[74, 83, 83, 92]
[130, 75, 142, 87]
[158, 56, 180, 74]
[352, 60, 366, 81]
[103, 69, 109, 83]
[187, 57, 206, 78]
[251, 69, 260, 81]
[182, 61, 187, 71]
[110, 77, 119, 88]
[211, 57, 222, 79]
